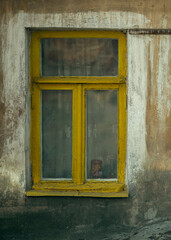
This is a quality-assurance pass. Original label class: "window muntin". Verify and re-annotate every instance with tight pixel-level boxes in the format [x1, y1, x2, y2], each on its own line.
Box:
[29, 31, 127, 197]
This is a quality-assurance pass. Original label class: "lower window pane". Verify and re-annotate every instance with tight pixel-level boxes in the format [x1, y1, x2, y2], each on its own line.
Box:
[86, 90, 118, 180]
[41, 90, 72, 179]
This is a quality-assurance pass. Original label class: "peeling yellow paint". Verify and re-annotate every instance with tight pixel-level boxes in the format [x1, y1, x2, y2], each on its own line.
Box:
[30, 31, 127, 197]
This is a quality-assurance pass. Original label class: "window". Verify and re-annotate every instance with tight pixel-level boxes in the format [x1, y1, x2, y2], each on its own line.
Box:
[27, 31, 127, 197]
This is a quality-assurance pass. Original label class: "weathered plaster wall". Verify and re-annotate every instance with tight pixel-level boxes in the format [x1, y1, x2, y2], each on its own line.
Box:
[127, 34, 171, 222]
[1, 0, 171, 29]
[0, 0, 171, 230]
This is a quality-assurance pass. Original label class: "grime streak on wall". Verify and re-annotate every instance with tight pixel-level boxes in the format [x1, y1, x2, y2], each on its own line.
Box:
[146, 35, 171, 172]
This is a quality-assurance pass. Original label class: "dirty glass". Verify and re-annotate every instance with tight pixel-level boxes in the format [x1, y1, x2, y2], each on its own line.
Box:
[41, 38, 118, 76]
[86, 90, 118, 179]
[41, 90, 72, 179]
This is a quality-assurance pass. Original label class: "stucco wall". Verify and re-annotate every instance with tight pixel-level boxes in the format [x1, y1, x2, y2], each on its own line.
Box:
[0, 0, 171, 229]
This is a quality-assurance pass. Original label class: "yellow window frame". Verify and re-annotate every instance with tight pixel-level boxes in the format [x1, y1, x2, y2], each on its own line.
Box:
[27, 31, 127, 198]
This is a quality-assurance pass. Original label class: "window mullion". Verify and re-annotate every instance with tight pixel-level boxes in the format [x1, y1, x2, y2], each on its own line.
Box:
[72, 84, 84, 184]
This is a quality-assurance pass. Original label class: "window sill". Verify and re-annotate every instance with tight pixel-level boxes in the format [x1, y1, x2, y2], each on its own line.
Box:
[26, 189, 128, 198]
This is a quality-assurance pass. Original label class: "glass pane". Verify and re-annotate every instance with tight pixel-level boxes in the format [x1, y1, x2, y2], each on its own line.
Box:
[41, 90, 72, 179]
[86, 90, 118, 179]
[41, 38, 118, 76]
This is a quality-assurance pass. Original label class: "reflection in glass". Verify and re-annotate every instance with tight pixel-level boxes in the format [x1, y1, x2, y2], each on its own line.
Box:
[41, 90, 72, 179]
[41, 38, 118, 76]
[86, 90, 118, 179]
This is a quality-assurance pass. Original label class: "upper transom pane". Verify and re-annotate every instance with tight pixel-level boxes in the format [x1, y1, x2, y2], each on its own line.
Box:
[41, 38, 118, 77]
